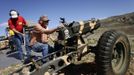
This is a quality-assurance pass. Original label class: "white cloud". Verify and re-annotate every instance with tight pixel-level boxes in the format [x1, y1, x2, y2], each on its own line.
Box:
[0, 22, 8, 36]
[0, 22, 8, 27]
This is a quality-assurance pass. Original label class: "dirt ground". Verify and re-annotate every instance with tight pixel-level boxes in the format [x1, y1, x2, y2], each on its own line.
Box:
[0, 25, 134, 75]
[55, 25, 134, 75]
[63, 25, 134, 75]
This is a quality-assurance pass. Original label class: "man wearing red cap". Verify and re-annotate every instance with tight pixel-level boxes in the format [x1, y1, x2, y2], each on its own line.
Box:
[29, 16, 62, 57]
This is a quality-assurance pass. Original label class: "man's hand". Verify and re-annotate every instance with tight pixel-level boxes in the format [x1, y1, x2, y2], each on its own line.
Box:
[57, 23, 64, 30]
[21, 33, 25, 37]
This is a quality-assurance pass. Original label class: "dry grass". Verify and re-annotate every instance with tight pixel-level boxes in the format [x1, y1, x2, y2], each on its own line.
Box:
[0, 64, 22, 75]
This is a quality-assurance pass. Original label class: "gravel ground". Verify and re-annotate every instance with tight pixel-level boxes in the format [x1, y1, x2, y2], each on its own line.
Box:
[0, 26, 134, 75]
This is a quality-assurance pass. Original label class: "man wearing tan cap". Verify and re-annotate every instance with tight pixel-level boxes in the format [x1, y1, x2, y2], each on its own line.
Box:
[29, 16, 62, 57]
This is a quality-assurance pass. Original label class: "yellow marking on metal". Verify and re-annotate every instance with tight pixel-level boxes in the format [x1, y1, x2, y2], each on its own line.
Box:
[79, 21, 84, 34]
[60, 55, 70, 65]
[89, 21, 96, 29]
[78, 38, 83, 44]
[44, 72, 50, 75]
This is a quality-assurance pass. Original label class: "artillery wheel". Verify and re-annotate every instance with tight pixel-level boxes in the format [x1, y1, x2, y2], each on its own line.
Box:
[96, 30, 130, 75]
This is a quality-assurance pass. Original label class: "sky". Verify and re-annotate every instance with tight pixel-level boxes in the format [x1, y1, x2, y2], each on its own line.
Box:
[0, 0, 134, 36]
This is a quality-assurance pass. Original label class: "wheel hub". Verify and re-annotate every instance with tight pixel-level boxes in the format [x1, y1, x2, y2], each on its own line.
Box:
[112, 42, 125, 73]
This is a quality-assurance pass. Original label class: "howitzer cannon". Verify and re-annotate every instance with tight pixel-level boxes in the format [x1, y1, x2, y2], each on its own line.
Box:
[11, 18, 130, 75]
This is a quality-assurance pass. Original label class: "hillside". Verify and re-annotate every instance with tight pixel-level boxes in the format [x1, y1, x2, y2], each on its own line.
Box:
[100, 12, 134, 27]
[92, 12, 134, 49]
[90, 12, 134, 75]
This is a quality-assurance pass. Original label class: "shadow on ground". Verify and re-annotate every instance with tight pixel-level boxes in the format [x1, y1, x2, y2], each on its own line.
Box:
[7, 51, 20, 60]
[59, 63, 97, 75]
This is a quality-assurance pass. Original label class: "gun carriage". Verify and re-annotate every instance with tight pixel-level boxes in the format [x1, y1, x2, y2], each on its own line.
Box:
[11, 18, 130, 75]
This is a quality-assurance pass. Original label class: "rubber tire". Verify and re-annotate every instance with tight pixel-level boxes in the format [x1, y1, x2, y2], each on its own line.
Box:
[96, 30, 130, 75]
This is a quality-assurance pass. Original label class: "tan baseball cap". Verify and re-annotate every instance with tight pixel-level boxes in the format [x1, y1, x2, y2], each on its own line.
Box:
[39, 16, 50, 21]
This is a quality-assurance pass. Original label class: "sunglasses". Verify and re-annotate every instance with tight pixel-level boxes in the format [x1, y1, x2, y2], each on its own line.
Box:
[42, 20, 49, 23]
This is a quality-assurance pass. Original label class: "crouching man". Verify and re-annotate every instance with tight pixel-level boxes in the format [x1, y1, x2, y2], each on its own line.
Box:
[29, 16, 62, 57]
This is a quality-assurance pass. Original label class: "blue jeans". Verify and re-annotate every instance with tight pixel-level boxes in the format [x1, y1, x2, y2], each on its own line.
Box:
[13, 33, 24, 60]
[13, 33, 30, 60]
[31, 42, 48, 57]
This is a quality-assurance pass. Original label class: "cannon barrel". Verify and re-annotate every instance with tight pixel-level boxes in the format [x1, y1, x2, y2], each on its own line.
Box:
[70, 19, 100, 35]
[58, 19, 101, 40]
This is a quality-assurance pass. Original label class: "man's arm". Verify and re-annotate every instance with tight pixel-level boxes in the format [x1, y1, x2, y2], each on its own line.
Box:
[34, 24, 59, 34]
[12, 28, 24, 35]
